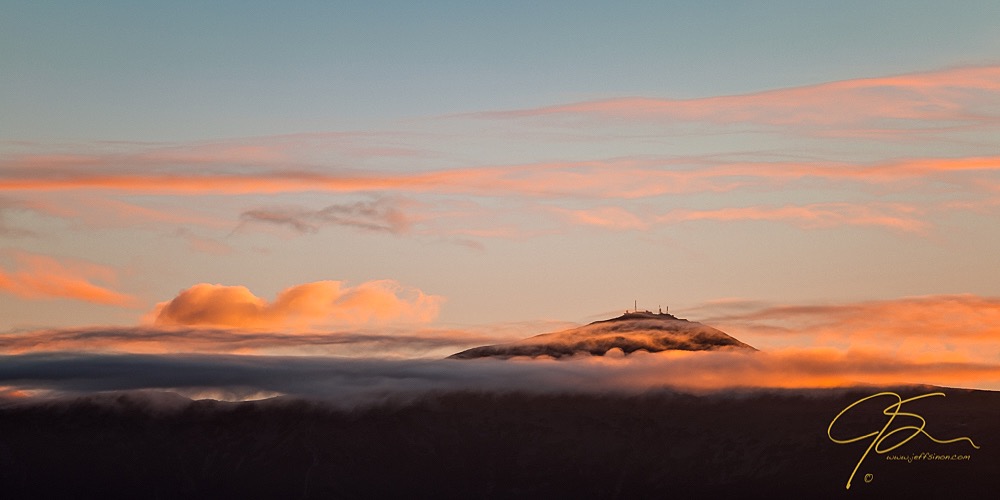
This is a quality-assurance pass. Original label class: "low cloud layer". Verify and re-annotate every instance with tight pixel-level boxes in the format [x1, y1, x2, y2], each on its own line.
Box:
[149, 280, 444, 330]
[1, 349, 998, 405]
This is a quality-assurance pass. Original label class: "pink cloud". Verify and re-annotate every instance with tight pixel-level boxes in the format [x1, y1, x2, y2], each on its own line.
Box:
[3, 154, 998, 199]
[553, 206, 650, 230]
[0, 251, 136, 306]
[148, 280, 444, 331]
[662, 203, 927, 232]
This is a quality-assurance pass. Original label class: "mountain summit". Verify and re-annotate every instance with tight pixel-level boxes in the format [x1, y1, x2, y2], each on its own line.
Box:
[448, 311, 756, 359]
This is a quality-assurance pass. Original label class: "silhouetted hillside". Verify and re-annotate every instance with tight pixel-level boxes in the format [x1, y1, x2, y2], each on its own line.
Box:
[0, 387, 996, 499]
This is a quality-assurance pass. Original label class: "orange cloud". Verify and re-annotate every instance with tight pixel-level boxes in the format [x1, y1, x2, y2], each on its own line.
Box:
[599, 348, 1000, 390]
[148, 280, 444, 331]
[0, 251, 136, 306]
[694, 294, 1000, 365]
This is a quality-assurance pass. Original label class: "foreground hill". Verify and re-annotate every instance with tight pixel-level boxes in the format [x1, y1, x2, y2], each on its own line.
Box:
[0, 387, 997, 498]
[449, 311, 756, 359]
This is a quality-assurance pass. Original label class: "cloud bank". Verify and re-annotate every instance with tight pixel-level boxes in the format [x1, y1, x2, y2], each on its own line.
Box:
[3, 293, 1000, 400]
[1, 349, 998, 404]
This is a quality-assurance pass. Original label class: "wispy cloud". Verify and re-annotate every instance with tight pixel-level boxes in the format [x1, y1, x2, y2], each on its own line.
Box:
[557, 202, 928, 233]
[0, 251, 136, 306]
[3, 66, 999, 246]
[1, 131, 429, 170]
[4, 154, 998, 199]
[471, 65, 1000, 136]
[172, 228, 234, 256]
[13, 195, 233, 233]
[147, 280, 444, 331]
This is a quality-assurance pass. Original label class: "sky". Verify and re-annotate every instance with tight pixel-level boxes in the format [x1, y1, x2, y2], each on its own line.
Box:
[3, 1, 1000, 396]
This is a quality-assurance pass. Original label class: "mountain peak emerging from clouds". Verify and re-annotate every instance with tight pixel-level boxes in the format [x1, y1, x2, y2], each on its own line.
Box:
[449, 311, 755, 359]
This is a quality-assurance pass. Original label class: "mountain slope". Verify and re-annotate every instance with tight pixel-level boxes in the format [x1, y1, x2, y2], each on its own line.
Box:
[449, 311, 755, 359]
